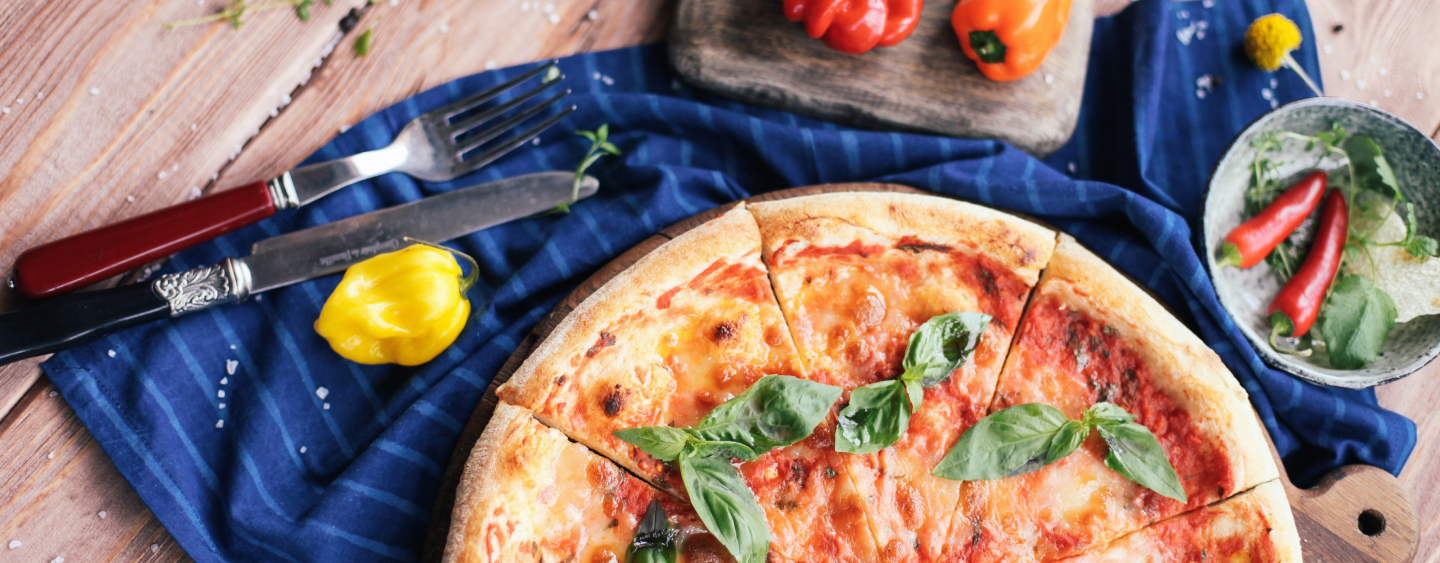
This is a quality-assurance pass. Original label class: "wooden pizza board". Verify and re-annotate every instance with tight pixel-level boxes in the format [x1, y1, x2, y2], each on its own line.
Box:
[667, 0, 1094, 157]
[418, 184, 1420, 563]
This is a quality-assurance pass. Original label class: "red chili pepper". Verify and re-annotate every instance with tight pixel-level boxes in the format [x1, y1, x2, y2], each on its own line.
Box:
[1267, 189, 1348, 355]
[1219, 171, 1327, 269]
[782, 0, 923, 54]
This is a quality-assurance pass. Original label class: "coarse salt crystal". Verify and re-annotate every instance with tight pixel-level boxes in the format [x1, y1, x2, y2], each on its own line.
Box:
[1044, 74, 1054, 84]
[316, 386, 329, 399]
[438, 23, 449, 33]
[108, 349, 117, 357]
[339, 123, 351, 133]
[269, 108, 278, 117]
[520, 1, 529, 10]
[587, 9, 598, 20]
[191, 123, 198, 131]
[485, 60, 497, 70]
[172, 164, 179, 172]
[1269, 99, 1278, 108]
[47, 452, 54, 459]
[1202, 0, 1212, 6]
[255, 294, 262, 301]
[15, 98, 23, 104]
[1178, 10, 1188, 18]
[547, 13, 559, 24]
[52, 557, 64, 563]
[1176, 22, 1197, 45]
[532, 137, 540, 145]
[300, 446, 307, 453]
[219, 403, 225, 409]
[90, 88, 99, 95]
[323, 403, 331, 410]
[389, 0, 397, 5]
[593, 72, 602, 79]
[226, 359, 238, 375]
[216, 419, 224, 428]
[1261, 88, 1273, 100]
[48, 391, 56, 397]
[1369, 99, 1378, 106]
[1417, 92, 1425, 100]
[543, 3, 554, 12]
[2, 107, 9, 114]
[190, 187, 203, 200]
[1357, 79, 1366, 90]
[1323, 44, 1332, 54]
[229, 344, 236, 349]
[280, 94, 291, 106]
[1067, 162, 1077, 173]
[98, 511, 107, 519]
[221, 377, 228, 385]
[1384, 90, 1392, 97]
[1379, 68, 1388, 76]
[151, 544, 159, 553]
[158, 171, 168, 179]
[601, 76, 614, 86]
[35, 91, 43, 99]
[218, 390, 225, 399]
[1339, 70, 1351, 81]
[8, 540, 19, 549]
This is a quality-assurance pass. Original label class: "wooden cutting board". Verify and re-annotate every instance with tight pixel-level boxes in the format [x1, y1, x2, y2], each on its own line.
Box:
[667, 0, 1094, 157]
[418, 184, 1419, 563]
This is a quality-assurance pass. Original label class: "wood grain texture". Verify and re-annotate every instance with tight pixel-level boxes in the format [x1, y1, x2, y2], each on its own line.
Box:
[427, 184, 1418, 562]
[668, 0, 1094, 157]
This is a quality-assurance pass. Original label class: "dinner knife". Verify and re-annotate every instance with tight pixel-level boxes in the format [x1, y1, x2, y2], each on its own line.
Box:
[0, 171, 597, 366]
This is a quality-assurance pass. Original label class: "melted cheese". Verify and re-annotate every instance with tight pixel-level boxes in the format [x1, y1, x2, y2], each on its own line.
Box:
[1060, 484, 1284, 563]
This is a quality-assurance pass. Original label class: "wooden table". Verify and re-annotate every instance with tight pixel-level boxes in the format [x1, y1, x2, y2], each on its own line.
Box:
[0, 0, 1435, 561]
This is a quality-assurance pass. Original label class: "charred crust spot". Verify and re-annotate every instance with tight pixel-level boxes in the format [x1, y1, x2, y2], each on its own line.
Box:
[971, 516, 984, 546]
[712, 320, 740, 343]
[1218, 486, 1225, 498]
[790, 460, 805, 482]
[824, 467, 838, 479]
[553, 375, 567, 386]
[897, 243, 952, 253]
[601, 384, 628, 417]
[585, 331, 617, 358]
[607, 518, 619, 529]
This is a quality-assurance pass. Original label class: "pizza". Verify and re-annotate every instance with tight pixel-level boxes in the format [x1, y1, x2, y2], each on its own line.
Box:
[444, 191, 1303, 563]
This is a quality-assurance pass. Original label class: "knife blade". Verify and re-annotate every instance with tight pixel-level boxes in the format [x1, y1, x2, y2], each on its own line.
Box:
[0, 172, 597, 365]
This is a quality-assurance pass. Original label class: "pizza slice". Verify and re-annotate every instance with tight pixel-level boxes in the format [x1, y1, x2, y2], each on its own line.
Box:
[748, 192, 1058, 562]
[497, 205, 883, 561]
[443, 403, 729, 563]
[1058, 481, 1301, 563]
[951, 234, 1279, 562]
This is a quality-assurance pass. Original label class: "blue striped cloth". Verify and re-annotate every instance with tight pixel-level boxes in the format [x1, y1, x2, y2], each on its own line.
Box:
[42, 0, 1413, 561]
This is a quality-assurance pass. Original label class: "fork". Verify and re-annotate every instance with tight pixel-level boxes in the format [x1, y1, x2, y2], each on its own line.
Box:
[12, 61, 576, 300]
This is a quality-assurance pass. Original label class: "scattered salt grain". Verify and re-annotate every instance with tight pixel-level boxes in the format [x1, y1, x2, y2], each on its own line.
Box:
[226, 359, 238, 375]
[1043, 74, 1053, 84]
[1067, 161, 1077, 173]
[158, 171, 168, 179]
[1384, 90, 1392, 97]
[389, 0, 397, 5]
[300, 446, 307, 453]
[218, 390, 226, 399]
[1261, 88, 1273, 101]
[1322, 44, 1332, 54]
[52, 557, 64, 563]
[1270, 98, 1278, 108]
[172, 164, 179, 172]
[47, 452, 54, 459]
[221, 377, 228, 385]
[1177, 10, 1188, 19]
[98, 511, 107, 519]
[219, 403, 225, 409]
[485, 60, 497, 70]
[1269, 77, 1277, 88]
[89, 87, 99, 95]
[438, 23, 449, 33]
[543, 3, 555, 13]
[151, 544, 159, 553]
[108, 349, 116, 358]
[532, 137, 540, 146]
[339, 123, 351, 133]
[126, 195, 136, 203]
[7, 540, 19, 549]
[1379, 68, 1388, 76]
[1370, 55, 1379, 64]
[1175, 22, 1197, 45]
[216, 419, 224, 428]
[35, 91, 43, 100]
[587, 9, 598, 20]
[269, 108, 278, 117]
[2, 107, 9, 114]
[593, 72, 602, 79]
[1357, 79, 1366, 90]
[520, 1, 529, 10]
[316, 386, 329, 400]
[601, 75, 614, 86]
[190, 186, 203, 200]
[280, 94, 291, 106]
[323, 403, 331, 410]
[547, 13, 559, 24]
[229, 344, 236, 350]
[1339, 70, 1351, 81]
[48, 391, 56, 397]
[1418, 92, 1425, 100]
[254, 294, 262, 301]
[15, 98, 23, 105]
[1369, 99, 1378, 106]
[1201, 0, 1213, 6]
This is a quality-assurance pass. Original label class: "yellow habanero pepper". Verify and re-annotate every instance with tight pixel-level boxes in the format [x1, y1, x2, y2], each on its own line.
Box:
[952, 0, 1073, 82]
[314, 240, 476, 366]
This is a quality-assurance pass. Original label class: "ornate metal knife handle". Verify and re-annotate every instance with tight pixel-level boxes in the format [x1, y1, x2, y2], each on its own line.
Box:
[152, 258, 254, 315]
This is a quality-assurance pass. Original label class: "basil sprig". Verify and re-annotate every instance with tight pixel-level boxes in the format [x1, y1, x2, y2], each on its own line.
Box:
[626, 499, 678, 563]
[614, 375, 842, 563]
[933, 402, 1187, 503]
[836, 312, 991, 454]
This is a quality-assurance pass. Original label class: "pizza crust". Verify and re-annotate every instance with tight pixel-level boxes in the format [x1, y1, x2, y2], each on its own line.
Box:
[499, 203, 775, 409]
[442, 403, 555, 563]
[1035, 234, 1278, 495]
[747, 192, 1056, 286]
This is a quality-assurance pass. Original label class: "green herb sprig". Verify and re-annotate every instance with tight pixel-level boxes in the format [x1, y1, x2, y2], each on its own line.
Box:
[615, 375, 842, 563]
[163, 0, 332, 29]
[556, 125, 621, 213]
[835, 311, 991, 454]
[932, 402, 1187, 503]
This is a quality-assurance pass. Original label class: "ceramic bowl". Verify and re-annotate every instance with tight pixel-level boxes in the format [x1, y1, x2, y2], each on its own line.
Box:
[1202, 97, 1440, 389]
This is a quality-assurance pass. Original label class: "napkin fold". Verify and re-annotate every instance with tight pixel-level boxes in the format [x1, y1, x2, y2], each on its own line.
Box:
[43, 0, 1413, 561]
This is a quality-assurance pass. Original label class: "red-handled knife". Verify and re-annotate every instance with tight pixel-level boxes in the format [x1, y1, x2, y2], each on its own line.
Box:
[12, 60, 572, 299]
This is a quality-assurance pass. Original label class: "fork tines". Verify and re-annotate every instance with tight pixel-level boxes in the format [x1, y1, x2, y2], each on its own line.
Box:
[425, 60, 575, 176]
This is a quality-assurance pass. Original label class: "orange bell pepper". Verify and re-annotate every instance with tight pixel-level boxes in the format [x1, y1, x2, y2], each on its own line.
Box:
[782, 0, 924, 54]
[952, 0, 1073, 82]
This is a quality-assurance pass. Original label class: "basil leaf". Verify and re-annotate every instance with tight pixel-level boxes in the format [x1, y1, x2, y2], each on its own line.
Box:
[692, 375, 842, 457]
[901, 311, 992, 387]
[626, 499, 678, 563]
[1082, 402, 1135, 426]
[680, 455, 770, 563]
[1045, 420, 1088, 465]
[836, 380, 916, 454]
[932, 403, 1069, 481]
[687, 440, 760, 462]
[1317, 274, 1398, 369]
[615, 426, 692, 462]
[1343, 135, 1400, 199]
[1095, 422, 1188, 503]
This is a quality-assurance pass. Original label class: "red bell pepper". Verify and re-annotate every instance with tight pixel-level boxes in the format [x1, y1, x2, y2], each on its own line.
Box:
[782, 0, 924, 54]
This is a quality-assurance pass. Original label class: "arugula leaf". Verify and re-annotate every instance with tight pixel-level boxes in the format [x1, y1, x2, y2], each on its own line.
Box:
[691, 375, 841, 458]
[680, 456, 770, 563]
[932, 403, 1070, 480]
[614, 426, 691, 462]
[1095, 422, 1188, 503]
[1045, 420, 1087, 465]
[900, 312, 992, 387]
[1317, 274, 1398, 369]
[1343, 135, 1400, 199]
[836, 380, 917, 454]
[626, 499, 678, 563]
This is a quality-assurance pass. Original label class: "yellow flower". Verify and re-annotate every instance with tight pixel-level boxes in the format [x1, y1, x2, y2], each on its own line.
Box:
[1244, 14, 1302, 72]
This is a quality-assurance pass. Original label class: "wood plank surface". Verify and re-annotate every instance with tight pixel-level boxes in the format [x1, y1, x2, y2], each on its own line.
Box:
[669, 0, 1094, 157]
[0, 0, 1436, 561]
